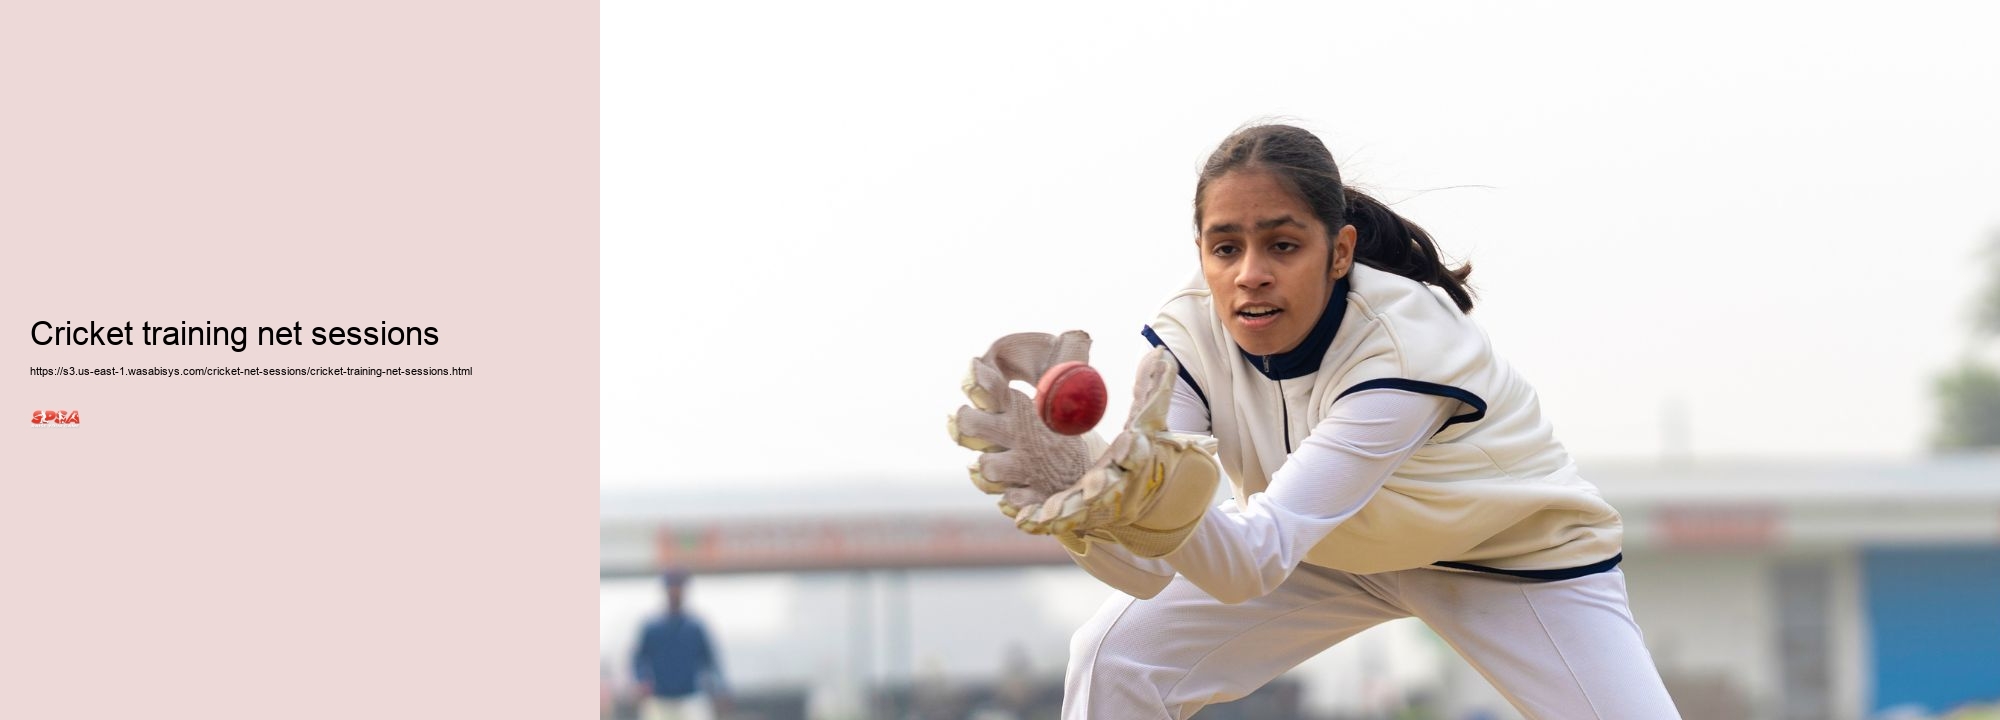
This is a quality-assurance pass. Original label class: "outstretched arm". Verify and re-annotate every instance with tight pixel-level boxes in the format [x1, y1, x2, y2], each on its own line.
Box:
[951, 335, 1434, 603]
[1163, 389, 1452, 603]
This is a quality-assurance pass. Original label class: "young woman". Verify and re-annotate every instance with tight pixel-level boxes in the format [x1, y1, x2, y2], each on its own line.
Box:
[950, 124, 1681, 719]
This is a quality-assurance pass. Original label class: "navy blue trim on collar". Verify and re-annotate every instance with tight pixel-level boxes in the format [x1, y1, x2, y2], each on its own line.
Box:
[1240, 276, 1350, 381]
[1336, 378, 1488, 430]
[1432, 553, 1622, 581]
[1141, 326, 1207, 410]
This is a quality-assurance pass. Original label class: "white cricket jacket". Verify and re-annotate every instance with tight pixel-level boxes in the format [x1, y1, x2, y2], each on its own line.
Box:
[1144, 263, 1622, 577]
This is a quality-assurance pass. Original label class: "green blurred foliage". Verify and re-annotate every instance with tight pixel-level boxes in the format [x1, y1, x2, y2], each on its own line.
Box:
[1936, 231, 2000, 450]
[1934, 362, 2000, 450]
[1980, 232, 2000, 338]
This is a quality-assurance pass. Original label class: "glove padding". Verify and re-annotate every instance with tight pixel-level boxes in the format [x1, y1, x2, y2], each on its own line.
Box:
[951, 333, 1220, 558]
[1021, 346, 1220, 557]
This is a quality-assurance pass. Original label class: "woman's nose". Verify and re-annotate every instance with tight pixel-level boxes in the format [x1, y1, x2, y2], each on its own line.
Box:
[1236, 252, 1274, 289]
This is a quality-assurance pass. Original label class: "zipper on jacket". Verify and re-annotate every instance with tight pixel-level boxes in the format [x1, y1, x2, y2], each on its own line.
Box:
[1279, 376, 1292, 454]
[1260, 354, 1293, 454]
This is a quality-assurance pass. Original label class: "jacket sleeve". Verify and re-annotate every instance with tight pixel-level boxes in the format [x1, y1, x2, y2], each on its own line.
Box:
[631, 622, 653, 684]
[696, 621, 726, 695]
[1161, 389, 1453, 603]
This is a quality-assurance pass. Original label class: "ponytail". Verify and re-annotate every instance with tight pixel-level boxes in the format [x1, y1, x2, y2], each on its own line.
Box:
[1343, 187, 1475, 313]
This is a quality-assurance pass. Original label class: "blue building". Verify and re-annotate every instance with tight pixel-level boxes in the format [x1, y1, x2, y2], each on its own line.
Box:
[1546, 455, 2000, 720]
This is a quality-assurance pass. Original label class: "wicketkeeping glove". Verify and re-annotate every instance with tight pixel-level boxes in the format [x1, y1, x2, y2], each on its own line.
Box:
[950, 332, 1221, 558]
[947, 331, 1103, 520]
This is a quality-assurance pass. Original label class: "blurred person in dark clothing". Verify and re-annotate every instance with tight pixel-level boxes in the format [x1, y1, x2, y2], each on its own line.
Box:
[632, 568, 730, 720]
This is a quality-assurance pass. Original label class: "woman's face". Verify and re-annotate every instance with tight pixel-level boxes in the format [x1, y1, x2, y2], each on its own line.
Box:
[1197, 170, 1356, 356]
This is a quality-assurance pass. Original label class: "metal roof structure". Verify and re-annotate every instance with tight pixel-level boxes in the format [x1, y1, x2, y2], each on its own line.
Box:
[602, 454, 2000, 577]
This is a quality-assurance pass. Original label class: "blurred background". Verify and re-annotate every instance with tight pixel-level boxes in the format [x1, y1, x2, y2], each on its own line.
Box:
[601, 2, 2000, 718]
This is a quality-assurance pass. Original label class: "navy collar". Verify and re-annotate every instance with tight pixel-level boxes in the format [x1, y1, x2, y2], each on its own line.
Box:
[1239, 276, 1349, 381]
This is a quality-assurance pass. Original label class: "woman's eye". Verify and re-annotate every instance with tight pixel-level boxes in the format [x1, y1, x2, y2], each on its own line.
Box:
[1273, 240, 1298, 252]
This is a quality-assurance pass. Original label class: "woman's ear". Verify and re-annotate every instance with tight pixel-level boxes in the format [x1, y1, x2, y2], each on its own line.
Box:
[1331, 224, 1358, 280]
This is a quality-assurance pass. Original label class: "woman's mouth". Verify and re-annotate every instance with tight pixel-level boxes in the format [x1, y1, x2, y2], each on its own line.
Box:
[1237, 306, 1282, 330]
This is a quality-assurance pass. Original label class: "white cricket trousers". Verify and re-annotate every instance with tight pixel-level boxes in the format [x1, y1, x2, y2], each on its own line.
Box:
[1065, 565, 1680, 719]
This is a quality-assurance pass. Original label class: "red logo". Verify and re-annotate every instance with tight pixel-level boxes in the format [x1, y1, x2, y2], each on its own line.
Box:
[31, 410, 80, 425]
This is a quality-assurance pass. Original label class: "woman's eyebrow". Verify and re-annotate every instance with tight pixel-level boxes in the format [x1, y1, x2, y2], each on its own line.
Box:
[1205, 214, 1306, 236]
[1257, 214, 1306, 230]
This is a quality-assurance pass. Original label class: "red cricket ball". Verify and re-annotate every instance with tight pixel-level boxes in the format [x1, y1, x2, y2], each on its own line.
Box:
[1034, 361, 1107, 435]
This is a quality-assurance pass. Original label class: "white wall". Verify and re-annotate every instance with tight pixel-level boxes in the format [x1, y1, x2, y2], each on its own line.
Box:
[1623, 551, 1778, 716]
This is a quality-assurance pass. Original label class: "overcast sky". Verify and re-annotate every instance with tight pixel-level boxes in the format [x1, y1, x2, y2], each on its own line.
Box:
[602, 1, 2000, 493]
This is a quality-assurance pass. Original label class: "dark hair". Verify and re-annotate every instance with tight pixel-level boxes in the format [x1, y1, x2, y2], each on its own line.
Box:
[1193, 124, 1475, 313]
